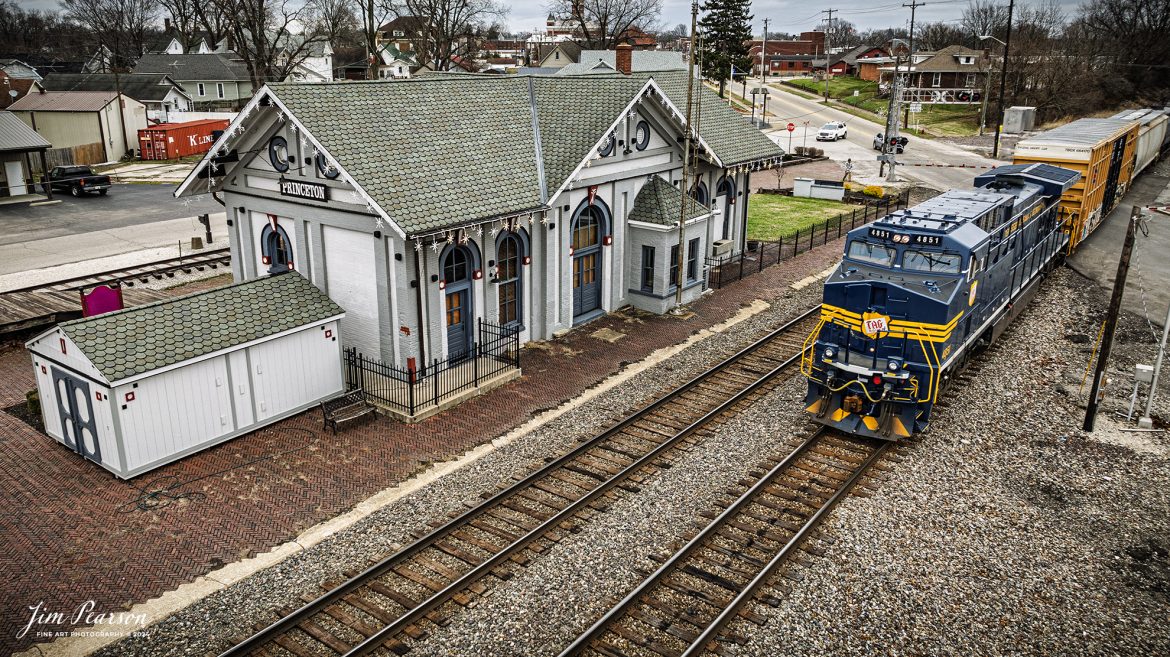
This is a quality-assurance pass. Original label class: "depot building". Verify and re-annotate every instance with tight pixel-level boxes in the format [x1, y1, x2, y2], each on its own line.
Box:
[176, 69, 783, 369]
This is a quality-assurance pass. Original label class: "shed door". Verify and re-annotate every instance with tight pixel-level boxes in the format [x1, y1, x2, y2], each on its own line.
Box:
[51, 367, 101, 462]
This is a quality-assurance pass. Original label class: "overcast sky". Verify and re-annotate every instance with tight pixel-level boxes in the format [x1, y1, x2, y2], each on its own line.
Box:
[510, 0, 1084, 36]
[17, 0, 1083, 37]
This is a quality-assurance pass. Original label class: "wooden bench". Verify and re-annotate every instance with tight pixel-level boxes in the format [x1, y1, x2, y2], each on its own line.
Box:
[321, 389, 375, 434]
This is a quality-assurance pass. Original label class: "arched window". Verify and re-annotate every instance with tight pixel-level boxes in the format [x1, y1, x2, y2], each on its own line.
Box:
[443, 246, 469, 284]
[573, 207, 602, 251]
[259, 224, 293, 274]
[497, 232, 526, 328]
[691, 180, 709, 206]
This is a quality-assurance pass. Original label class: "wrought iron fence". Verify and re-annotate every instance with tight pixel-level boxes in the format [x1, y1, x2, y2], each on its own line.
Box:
[705, 191, 909, 290]
[344, 318, 521, 416]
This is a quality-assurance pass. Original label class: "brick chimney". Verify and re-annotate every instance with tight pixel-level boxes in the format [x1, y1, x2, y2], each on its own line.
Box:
[615, 43, 633, 75]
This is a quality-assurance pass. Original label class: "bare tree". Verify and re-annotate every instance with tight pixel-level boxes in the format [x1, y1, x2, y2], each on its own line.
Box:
[0, 1, 82, 57]
[158, 0, 203, 47]
[211, 0, 328, 89]
[961, 0, 1007, 41]
[354, 0, 399, 79]
[307, 0, 362, 46]
[61, 0, 159, 70]
[548, 0, 663, 49]
[402, 0, 506, 71]
[1080, 0, 1170, 96]
[915, 21, 967, 51]
[819, 18, 860, 49]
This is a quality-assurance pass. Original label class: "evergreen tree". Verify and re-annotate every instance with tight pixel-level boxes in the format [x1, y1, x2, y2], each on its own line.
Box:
[698, 0, 753, 97]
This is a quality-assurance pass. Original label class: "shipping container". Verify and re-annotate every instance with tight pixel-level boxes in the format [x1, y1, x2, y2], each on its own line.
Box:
[137, 118, 230, 160]
[1110, 108, 1168, 176]
[1012, 118, 1139, 253]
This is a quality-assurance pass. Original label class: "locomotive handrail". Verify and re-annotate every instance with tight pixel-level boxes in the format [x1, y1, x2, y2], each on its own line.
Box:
[800, 316, 826, 378]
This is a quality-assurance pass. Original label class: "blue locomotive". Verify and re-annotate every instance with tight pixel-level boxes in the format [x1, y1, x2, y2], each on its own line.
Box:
[803, 164, 1081, 439]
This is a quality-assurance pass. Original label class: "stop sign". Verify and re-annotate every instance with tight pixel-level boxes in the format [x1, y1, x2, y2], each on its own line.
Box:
[787, 122, 796, 132]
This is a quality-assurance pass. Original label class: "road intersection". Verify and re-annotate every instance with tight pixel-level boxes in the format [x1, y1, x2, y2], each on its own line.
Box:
[758, 81, 1000, 191]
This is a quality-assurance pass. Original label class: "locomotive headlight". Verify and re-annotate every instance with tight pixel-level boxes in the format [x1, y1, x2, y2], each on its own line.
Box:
[887, 360, 900, 371]
[824, 347, 836, 359]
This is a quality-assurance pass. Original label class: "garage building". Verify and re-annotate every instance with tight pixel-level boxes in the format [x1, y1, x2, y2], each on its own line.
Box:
[26, 273, 345, 479]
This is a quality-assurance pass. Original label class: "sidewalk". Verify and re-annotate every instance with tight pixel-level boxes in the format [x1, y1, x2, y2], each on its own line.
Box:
[0, 238, 844, 655]
[0, 212, 227, 290]
[99, 161, 198, 184]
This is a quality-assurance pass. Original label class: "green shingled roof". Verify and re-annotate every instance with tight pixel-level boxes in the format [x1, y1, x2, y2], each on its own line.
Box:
[58, 273, 344, 383]
[639, 71, 785, 168]
[260, 73, 782, 236]
[629, 175, 710, 226]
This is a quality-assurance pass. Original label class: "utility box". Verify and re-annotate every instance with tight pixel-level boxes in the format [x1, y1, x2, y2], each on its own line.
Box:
[1136, 363, 1154, 384]
[1004, 106, 1036, 134]
[794, 177, 845, 201]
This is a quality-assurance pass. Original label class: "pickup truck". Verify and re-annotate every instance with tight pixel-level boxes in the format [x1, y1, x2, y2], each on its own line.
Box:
[41, 165, 112, 197]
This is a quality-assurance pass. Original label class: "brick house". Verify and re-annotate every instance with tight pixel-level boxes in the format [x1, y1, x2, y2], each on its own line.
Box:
[899, 45, 989, 104]
[749, 32, 826, 77]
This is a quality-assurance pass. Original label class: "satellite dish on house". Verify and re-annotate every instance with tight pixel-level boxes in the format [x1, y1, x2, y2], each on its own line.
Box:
[7, 90, 16, 98]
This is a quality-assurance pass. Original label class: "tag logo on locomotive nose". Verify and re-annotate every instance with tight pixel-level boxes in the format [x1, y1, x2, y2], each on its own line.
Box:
[861, 312, 890, 338]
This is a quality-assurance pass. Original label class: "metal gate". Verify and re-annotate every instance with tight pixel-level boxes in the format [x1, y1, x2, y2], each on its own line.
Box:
[51, 367, 101, 462]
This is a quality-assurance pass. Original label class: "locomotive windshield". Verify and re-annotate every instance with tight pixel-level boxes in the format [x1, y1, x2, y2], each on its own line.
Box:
[902, 249, 962, 273]
[846, 241, 896, 266]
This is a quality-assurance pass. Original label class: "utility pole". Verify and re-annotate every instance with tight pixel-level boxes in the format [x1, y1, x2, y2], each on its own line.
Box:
[822, 9, 835, 101]
[1084, 206, 1141, 431]
[675, 0, 700, 308]
[979, 50, 992, 135]
[881, 39, 908, 181]
[992, 0, 1015, 158]
[902, 1, 923, 131]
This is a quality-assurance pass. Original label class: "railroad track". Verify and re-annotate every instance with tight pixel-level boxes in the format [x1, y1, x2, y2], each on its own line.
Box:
[219, 306, 823, 657]
[2, 247, 230, 294]
[559, 428, 888, 657]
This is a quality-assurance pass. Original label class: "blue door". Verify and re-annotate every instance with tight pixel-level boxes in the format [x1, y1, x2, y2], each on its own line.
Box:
[51, 367, 101, 463]
[572, 208, 603, 319]
[443, 246, 474, 361]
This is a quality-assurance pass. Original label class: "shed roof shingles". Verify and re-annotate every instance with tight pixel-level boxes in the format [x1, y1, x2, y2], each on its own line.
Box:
[59, 273, 343, 383]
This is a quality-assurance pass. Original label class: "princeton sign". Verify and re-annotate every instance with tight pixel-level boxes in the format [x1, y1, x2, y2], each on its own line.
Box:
[279, 179, 329, 202]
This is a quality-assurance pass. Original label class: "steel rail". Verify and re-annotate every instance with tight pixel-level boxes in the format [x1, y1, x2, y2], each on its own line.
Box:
[2, 248, 231, 294]
[219, 305, 820, 657]
[560, 431, 885, 657]
[679, 440, 887, 657]
[341, 339, 815, 656]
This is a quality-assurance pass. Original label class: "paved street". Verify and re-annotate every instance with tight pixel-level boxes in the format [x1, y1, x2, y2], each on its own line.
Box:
[760, 82, 999, 191]
[0, 183, 221, 245]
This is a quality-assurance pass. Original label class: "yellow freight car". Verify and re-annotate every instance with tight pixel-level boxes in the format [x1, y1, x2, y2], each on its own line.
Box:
[1012, 118, 1139, 253]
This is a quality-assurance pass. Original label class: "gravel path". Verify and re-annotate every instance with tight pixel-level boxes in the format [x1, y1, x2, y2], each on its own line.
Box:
[97, 259, 1170, 657]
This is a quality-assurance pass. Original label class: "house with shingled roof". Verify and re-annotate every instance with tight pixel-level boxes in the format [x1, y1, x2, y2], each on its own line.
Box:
[892, 45, 989, 105]
[175, 68, 783, 372]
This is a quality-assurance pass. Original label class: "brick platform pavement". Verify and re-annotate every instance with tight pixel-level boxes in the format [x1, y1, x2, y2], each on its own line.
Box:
[0, 243, 843, 654]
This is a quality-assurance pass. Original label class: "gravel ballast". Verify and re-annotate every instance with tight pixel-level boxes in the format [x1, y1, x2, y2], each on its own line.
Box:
[94, 262, 1170, 657]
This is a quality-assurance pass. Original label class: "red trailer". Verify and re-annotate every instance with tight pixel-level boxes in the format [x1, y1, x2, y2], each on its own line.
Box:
[137, 119, 231, 160]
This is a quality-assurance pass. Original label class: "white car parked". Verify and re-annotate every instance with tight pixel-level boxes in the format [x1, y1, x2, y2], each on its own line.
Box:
[816, 121, 848, 141]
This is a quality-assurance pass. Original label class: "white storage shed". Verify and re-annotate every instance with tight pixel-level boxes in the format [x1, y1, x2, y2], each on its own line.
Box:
[25, 273, 346, 479]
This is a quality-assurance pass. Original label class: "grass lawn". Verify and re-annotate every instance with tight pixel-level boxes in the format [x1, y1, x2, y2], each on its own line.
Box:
[747, 194, 858, 242]
[908, 104, 982, 136]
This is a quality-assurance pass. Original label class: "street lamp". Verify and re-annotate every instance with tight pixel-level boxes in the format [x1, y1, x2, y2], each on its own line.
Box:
[977, 35, 1004, 137]
[979, 0, 1014, 158]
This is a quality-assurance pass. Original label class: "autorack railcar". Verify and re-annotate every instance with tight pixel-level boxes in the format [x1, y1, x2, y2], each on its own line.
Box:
[803, 164, 1081, 439]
